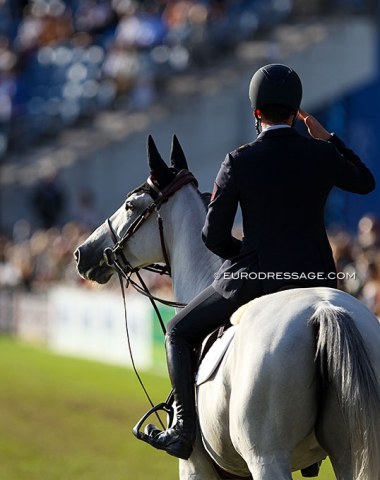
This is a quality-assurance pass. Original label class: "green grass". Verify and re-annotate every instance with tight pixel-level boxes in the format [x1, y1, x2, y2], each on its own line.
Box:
[0, 337, 176, 480]
[0, 337, 335, 479]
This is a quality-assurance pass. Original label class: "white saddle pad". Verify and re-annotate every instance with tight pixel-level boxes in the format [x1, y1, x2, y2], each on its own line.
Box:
[196, 326, 237, 386]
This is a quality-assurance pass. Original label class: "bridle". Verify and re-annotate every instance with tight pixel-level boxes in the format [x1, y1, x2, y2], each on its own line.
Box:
[103, 168, 198, 310]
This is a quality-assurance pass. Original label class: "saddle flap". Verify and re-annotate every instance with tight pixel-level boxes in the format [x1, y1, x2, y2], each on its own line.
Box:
[196, 326, 237, 386]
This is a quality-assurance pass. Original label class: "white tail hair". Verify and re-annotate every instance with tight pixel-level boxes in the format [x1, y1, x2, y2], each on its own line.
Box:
[310, 301, 380, 480]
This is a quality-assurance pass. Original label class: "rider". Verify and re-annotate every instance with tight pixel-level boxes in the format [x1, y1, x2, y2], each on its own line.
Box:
[143, 64, 375, 460]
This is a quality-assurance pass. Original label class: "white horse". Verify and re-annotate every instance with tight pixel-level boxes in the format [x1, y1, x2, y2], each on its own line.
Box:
[75, 135, 380, 480]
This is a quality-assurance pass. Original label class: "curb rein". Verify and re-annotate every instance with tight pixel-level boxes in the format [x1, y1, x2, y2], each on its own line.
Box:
[103, 169, 197, 436]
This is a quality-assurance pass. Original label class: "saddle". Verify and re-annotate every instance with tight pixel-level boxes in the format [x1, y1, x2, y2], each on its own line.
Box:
[196, 283, 304, 383]
[196, 323, 236, 386]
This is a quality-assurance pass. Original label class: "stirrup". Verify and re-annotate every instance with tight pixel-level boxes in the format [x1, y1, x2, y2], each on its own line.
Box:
[133, 402, 175, 444]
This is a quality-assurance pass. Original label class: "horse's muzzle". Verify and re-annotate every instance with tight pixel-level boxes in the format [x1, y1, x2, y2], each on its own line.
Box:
[74, 247, 80, 264]
[74, 245, 113, 283]
[74, 245, 89, 278]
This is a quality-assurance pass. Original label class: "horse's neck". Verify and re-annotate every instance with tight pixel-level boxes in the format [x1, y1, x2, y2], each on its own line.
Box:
[166, 186, 222, 304]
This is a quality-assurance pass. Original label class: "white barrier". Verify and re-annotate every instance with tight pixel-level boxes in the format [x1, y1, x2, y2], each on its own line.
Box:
[48, 287, 153, 369]
[15, 292, 50, 344]
[0, 286, 159, 369]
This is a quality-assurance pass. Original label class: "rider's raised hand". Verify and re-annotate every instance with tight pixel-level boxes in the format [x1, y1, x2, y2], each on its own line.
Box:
[299, 109, 332, 141]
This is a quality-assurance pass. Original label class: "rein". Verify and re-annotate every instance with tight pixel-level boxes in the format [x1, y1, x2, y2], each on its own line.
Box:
[103, 169, 198, 431]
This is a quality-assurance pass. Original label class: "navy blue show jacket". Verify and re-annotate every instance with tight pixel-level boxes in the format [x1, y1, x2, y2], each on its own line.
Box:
[202, 127, 375, 301]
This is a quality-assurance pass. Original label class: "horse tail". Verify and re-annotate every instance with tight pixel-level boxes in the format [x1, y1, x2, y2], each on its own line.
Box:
[310, 301, 380, 480]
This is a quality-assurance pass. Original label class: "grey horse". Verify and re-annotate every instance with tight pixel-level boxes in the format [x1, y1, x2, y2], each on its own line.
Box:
[75, 136, 380, 480]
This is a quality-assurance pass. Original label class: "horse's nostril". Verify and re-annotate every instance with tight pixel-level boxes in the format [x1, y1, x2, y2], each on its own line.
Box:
[74, 248, 80, 263]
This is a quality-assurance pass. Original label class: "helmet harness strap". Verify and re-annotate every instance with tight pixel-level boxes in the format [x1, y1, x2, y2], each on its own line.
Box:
[254, 109, 299, 135]
[255, 114, 261, 135]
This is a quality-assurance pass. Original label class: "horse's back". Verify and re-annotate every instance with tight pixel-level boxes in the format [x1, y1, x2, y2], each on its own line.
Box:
[231, 286, 380, 413]
[230, 287, 331, 380]
[230, 288, 324, 431]
[234, 286, 379, 346]
[199, 287, 380, 476]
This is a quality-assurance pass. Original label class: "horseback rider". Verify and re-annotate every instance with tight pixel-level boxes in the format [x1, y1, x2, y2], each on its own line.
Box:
[143, 64, 375, 460]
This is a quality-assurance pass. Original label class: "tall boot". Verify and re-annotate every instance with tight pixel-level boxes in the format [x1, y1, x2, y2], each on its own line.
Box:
[144, 335, 196, 459]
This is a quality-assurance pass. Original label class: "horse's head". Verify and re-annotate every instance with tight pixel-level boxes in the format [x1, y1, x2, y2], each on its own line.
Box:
[74, 134, 194, 284]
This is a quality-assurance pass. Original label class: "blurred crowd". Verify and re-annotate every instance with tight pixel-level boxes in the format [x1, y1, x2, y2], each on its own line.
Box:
[331, 214, 380, 316]
[0, 0, 373, 159]
[0, 0, 295, 159]
[0, 214, 380, 317]
[0, 218, 174, 298]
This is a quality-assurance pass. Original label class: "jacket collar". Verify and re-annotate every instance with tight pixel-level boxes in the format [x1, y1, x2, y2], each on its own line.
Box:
[256, 127, 300, 141]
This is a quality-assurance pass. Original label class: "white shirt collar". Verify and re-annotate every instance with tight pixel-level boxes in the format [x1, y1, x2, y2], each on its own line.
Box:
[262, 124, 291, 132]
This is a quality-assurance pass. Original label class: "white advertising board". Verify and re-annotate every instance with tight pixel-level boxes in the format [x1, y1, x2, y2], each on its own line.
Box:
[48, 287, 153, 369]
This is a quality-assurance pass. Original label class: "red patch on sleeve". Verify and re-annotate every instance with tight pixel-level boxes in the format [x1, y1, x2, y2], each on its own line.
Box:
[211, 182, 218, 201]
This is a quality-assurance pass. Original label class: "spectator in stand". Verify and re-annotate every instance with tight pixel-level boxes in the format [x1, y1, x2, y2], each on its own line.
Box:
[331, 231, 363, 295]
[0, 0, 14, 39]
[361, 258, 380, 317]
[0, 35, 17, 159]
[102, 41, 140, 93]
[74, 189, 99, 230]
[16, 1, 72, 53]
[31, 163, 67, 229]
[0, 231, 22, 287]
[74, 0, 116, 40]
[357, 213, 380, 251]
[8, 0, 29, 22]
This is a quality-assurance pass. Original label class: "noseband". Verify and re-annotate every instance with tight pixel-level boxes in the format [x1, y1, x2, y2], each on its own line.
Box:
[103, 169, 198, 306]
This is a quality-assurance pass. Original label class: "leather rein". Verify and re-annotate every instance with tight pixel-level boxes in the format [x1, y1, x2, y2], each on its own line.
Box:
[101, 169, 198, 430]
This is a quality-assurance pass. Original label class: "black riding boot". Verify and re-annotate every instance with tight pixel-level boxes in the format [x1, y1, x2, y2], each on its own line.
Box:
[144, 335, 196, 459]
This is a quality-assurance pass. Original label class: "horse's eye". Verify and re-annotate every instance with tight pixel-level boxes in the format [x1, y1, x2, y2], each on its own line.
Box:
[125, 201, 135, 211]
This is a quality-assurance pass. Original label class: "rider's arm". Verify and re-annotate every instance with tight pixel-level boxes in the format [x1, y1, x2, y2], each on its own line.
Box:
[299, 109, 375, 194]
[328, 134, 375, 194]
[202, 154, 242, 259]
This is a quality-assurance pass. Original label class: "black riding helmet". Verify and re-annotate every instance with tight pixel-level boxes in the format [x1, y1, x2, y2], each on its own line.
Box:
[249, 63, 302, 112]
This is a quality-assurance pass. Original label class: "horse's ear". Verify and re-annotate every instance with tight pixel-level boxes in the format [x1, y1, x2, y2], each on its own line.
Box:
[147, 135, 169, 174]
[170, 134, 188, 171]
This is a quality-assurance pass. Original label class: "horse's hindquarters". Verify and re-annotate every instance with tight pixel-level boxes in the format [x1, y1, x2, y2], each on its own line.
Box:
[197, 305, 321, 477]
[197, 289, 328, 478]
[195, 288, 380, 479]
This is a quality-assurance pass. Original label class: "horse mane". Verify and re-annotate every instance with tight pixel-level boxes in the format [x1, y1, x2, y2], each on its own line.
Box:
[199, 192, 211, 210]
